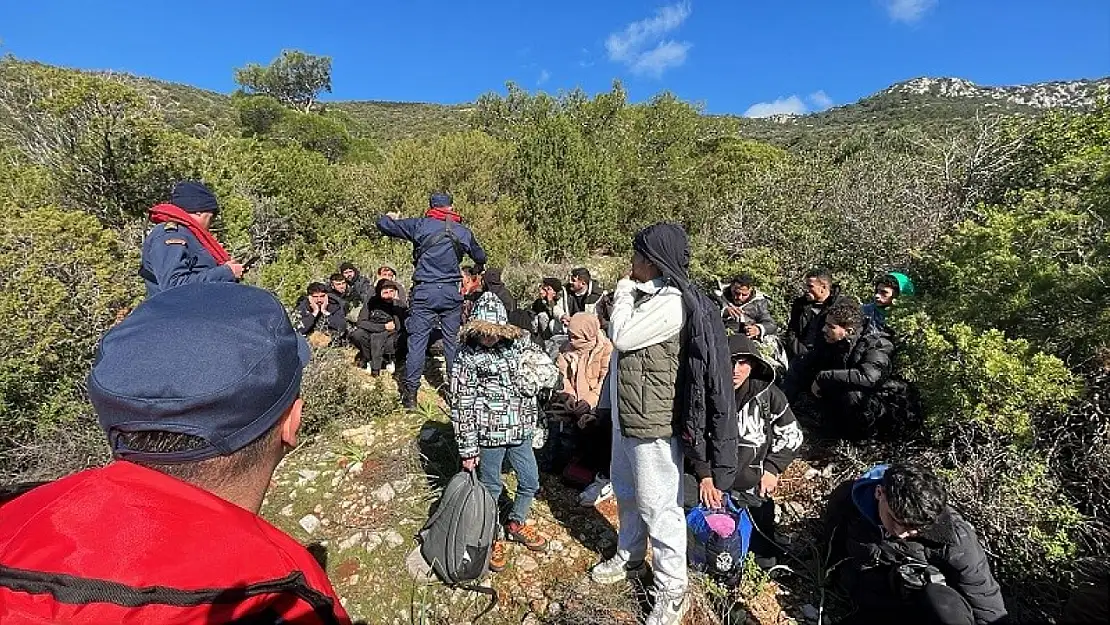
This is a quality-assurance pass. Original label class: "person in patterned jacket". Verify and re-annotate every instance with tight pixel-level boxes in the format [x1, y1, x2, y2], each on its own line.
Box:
[686, 332, 803, 567]
[451, 292, 551, 572]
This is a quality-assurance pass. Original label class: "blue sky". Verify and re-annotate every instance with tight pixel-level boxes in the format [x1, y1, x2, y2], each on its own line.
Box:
[2, 1, 1108, 116]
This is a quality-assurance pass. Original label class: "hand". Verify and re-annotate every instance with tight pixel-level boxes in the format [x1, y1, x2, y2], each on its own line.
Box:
[385, 320, 396, 331]
[759, 471, 780, 498]
[461, 456, 479, 472]
[810, 380, 822, 398]
[385, 211, 401, 220]
[576, 413, 596, 429]
[308, 300, 321, 316]
[227, 262, 245, 280]
[745, 324, 761, 338]
[699, 477, 724, 509]
[726, 305, 743, 319]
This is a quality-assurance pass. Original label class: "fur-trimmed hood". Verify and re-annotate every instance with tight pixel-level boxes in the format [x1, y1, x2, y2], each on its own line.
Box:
[459, 291, 522, 343]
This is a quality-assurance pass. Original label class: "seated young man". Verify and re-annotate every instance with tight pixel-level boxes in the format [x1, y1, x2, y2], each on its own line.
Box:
[823, 464, 1007, 625]
[802, 300, 895, 439]
[685, 333, 803, 567]
[376, 265, 408, 306]
[294, 281, 347, 346]
[531, 277, 568, 358]
[328, 271, 363, 318]
[0, 283, 351, 624]
[348, 279, 407, 375]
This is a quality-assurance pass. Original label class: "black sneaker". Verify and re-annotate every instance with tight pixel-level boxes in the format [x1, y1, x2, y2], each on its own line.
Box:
[400, 389, 417, 410]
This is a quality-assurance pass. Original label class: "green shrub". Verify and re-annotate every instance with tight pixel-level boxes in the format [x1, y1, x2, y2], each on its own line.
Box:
[893, 312, 1079, 445]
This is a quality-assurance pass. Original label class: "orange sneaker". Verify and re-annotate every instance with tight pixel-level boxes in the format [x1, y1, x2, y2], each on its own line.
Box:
[506, 521, 547, 552]
[489, 540, 506, 572]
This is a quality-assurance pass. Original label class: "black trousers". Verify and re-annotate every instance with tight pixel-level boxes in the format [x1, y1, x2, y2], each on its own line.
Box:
[348, 329, 400, 371]
[839, 568, 975, 625]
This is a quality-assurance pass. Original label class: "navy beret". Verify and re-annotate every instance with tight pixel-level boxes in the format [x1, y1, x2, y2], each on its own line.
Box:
[171, 180, 220, 214]
[88, 283, 311, 463]
[429, 192, 453, 208]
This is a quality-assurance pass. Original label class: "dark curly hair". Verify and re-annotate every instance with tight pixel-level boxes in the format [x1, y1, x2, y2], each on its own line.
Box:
[825, 300, 863, 330]
[883, 464, 948, 528]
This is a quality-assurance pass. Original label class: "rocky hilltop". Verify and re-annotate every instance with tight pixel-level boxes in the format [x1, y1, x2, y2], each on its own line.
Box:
[882, 76, 1110, 109]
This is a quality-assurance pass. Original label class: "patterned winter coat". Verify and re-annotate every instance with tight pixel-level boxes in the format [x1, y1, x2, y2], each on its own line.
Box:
[451, 293, 556, 458]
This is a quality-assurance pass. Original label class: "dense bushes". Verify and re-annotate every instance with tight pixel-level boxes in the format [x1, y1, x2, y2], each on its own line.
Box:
[1, 55, 1107, 618]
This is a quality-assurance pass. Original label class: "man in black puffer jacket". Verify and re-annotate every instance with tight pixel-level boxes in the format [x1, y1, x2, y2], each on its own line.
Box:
[797, 300, 895, 439]
[823, 464, 1008, 625]
[785, 268, 853, 361]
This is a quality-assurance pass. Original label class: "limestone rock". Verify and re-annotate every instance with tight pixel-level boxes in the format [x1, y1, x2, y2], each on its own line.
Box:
[338, 532, 364, 552]
[372, 483, 396, 503]
[341, 424, 376, 447]
[298, 514, 320, 534]
[279, 504, 294, 517]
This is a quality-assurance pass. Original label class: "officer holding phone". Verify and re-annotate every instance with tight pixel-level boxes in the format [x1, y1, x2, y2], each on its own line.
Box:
[140, 181, 246, 296]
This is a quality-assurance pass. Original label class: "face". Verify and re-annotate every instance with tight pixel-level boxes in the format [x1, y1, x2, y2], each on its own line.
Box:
[732, 357, 753, 389]
[805, 277, 831, 302]
[461, 274, 482, 295]
[193, 211, 215, 229]
[823, 320, 849, 343]
[874, 286, 895, 307]
[330, 280, 347, 294]
[732, 284, 752, 301]
[630, 251, 661, 283]
[379, 268, 395, 280]
[570, 275, 588, 294]
[342, 269, 356, 281]
[539, 285, 556, 301]
[380, 287, 397, 302]
[876, 486, 918, 538]
[308, 292, 329, 308]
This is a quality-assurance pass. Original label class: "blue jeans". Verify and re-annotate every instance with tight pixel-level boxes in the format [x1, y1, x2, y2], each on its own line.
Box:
[477, 438, 539, 525]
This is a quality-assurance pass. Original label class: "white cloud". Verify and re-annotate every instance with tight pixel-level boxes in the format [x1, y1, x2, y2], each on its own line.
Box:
[744, 90, 833, 118]
[537, 69, 551, 86]
[882, 0, 937, 23]
[743, 96, 808, 118]
[808, 90, 834, 109]
[606, 2, 692, 78]
[630, 41, 691, 78]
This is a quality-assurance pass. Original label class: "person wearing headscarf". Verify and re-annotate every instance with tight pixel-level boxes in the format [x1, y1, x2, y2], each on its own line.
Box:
[589, 222, 737, 625]
[553, 314, 615, 506]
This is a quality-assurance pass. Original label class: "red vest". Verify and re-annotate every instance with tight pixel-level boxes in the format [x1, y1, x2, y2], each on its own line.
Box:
[0, 461, 352, 624]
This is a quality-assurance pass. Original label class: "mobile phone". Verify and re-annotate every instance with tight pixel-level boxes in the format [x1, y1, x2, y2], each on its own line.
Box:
[243, 255, 261, 271]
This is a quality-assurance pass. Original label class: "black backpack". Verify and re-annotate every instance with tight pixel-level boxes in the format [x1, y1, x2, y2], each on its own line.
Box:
[416, 471, 498, 620]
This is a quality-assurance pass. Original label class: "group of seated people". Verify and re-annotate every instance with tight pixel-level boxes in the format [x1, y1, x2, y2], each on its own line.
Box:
[293, 263, 408, 376]
[451, 263, 1018, 625]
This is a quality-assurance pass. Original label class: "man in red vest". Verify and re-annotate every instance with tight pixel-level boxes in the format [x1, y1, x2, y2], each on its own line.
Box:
[0, 283, 352, 625]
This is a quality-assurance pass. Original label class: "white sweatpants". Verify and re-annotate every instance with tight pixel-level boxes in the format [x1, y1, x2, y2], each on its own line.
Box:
[610, 425, 687, 597]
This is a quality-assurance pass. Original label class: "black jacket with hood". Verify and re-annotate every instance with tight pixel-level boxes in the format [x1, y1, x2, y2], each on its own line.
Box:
[786, 285, 853, 358]
[691, 334, 802, 492]
[355, 279, 408, 333]
[809, 318, 894, 408]
[824, 466, 1008, 624]
[633, 223, 738, 490]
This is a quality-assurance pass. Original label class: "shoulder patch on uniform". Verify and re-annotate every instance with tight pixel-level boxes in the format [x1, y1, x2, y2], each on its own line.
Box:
[164, 238, 187, 245]
[163, 222, 179, 231]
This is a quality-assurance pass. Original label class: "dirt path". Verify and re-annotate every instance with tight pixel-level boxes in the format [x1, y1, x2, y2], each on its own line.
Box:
[260, 372, 851, 624]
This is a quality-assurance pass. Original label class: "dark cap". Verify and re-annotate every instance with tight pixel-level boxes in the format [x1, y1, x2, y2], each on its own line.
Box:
[338, 262, 358, 273]
[171, 180, 220, 214]
[542, 277, 562, 291]
[429, 192, 453, 208]
[88, 283, 311, 463]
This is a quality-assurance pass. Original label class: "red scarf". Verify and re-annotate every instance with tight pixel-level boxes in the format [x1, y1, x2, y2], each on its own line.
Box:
[149, 204, 231, 265]
[425, 207, 462, 223]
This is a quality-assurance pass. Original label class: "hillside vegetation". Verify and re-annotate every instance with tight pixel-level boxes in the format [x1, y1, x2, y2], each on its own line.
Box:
[0, 52, 1107, 623]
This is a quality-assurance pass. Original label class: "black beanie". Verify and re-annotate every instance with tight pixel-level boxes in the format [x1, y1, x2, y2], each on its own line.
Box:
[171, 181, 220, 214]
[542, 278, 562, 291]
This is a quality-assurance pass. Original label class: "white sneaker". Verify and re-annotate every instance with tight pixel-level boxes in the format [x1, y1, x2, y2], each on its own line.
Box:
[646, 592, 689, 625]
[385, 362, 396, 374]
[364, 363, 375, 373]
[589, 556, 649, 585]
[578, 476, 613, 507]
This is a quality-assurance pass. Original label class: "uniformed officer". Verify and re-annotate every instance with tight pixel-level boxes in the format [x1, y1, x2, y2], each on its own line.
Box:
[377, 192, 487, 408]
[140, 181, 244, 297]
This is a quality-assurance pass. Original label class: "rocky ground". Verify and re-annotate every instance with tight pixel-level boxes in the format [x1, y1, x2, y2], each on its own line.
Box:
[260, 368, 859, 624]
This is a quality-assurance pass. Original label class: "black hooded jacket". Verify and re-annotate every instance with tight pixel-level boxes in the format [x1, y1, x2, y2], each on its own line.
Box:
[786, 285, 853, 358]
[633, 223, 738, 489]
[355, 279, 408, 333]
[482, 268, 517, 312]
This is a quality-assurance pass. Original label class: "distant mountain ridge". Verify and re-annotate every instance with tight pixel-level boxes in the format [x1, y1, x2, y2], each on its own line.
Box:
[881, 76, 1110, 109]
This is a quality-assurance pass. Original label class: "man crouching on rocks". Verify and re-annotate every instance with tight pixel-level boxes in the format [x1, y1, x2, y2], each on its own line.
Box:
[590, 223, 738, 625]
